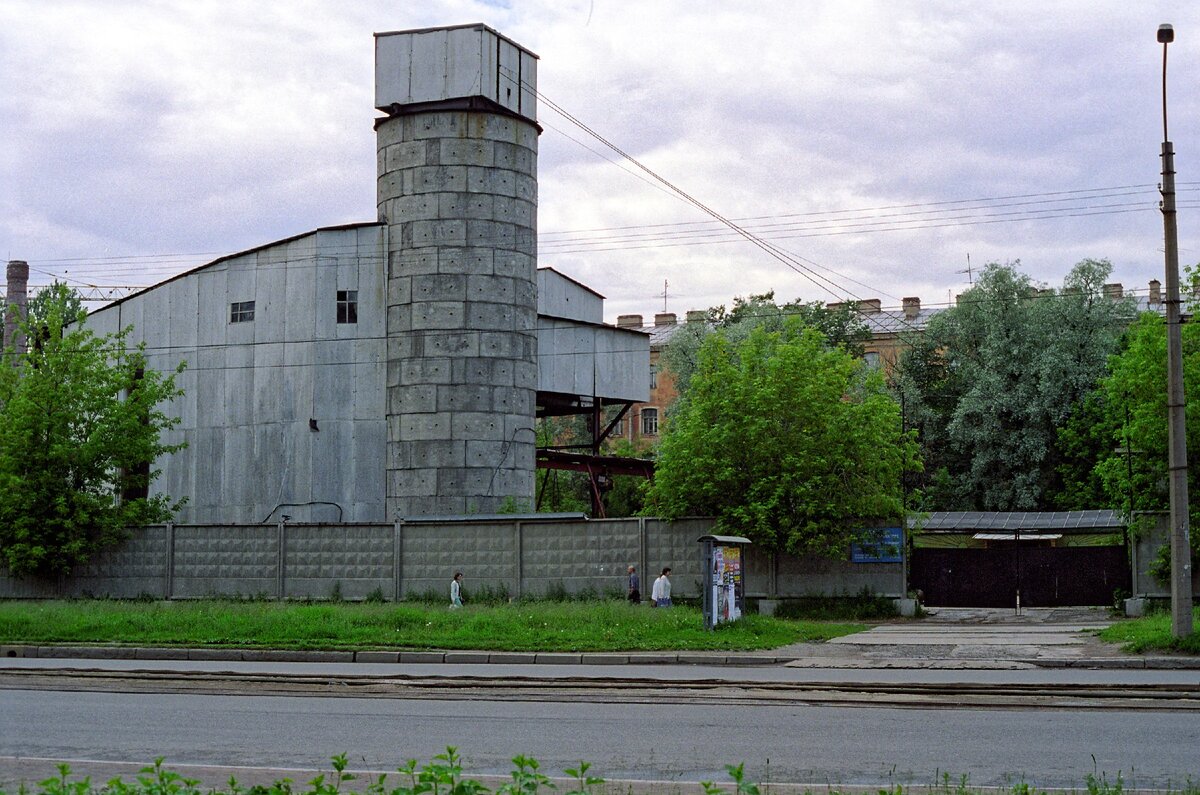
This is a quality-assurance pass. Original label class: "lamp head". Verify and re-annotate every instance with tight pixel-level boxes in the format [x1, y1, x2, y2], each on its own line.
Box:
[1159, 24, 1175, 44]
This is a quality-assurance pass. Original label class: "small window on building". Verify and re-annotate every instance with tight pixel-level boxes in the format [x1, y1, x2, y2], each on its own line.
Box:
[864, 351, 881, 369]
[641, 407, 659, 436]
[230, 301, 255, 323]
[337, 290, 358, 324]
[649, 364, 657, 390]
[612, 418, 625, 437]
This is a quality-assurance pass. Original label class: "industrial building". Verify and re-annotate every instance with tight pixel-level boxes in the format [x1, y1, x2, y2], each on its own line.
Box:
[52, 24, 649, 524]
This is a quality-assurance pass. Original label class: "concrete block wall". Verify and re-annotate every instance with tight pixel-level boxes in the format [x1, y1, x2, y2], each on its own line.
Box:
[1130, 512, 1200, 598]
[379, 110, 539, 518]
[0, 518, 907, 601]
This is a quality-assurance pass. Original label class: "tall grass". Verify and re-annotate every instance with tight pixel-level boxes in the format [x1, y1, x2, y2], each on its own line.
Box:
[1099, 606, 1200, 654]
[0, 599, 859, 652]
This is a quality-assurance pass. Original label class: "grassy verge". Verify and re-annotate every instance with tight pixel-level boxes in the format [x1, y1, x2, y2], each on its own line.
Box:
[0, 599, 861, 652]
[1099, 606, 1200, 654]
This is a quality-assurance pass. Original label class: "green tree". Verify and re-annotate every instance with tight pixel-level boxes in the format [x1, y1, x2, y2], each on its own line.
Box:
[1094, 310, 1200, 578]
[647, 321, 918, 555]
[895, 259, 1133, 510]
[661, 291, 871, 394]
[0, 289, 187, 577]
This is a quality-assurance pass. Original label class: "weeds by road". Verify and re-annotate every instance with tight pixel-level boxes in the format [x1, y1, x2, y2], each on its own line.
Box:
[0, 599, 860, 652]
[1, 749, 1185, 795]
[1099, 606, 1200, 654]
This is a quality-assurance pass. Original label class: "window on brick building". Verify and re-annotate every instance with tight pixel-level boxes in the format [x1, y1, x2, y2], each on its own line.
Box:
[649, 364, 657, 390]
[641, 407, 658, 436]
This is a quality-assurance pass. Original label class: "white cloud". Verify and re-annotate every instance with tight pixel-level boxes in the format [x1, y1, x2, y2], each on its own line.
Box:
[2, 0, 1197, 316]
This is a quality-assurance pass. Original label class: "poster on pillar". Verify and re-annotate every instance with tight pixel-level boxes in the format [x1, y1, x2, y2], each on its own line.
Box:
[711, 545, 743, 625]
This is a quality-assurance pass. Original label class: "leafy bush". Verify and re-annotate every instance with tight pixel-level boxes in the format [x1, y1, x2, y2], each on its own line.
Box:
[771, 589, 899, 621]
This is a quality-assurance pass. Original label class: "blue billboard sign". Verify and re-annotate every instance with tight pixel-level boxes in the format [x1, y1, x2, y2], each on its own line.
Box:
[851, 526, 904, 563]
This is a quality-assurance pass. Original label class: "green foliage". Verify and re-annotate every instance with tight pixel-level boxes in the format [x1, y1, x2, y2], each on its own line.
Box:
[497, 755, 550, 795]
[701, 763, 760, 795]
[895, 259, 1133, 511]
[769, 589, 900, 621]
[1052, 389, 1120, 510]
[649, 321, 918, 555]
[496, 497, 531, 514]
[1094, 309, 1200, 571]
[0, 288, 186, 578]
[662, 291, 872, 394]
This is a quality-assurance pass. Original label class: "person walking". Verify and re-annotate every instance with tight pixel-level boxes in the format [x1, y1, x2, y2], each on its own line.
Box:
[651, 566, 672, 608]
[450, 572, 464, 609]
[627, 565, 641, 605]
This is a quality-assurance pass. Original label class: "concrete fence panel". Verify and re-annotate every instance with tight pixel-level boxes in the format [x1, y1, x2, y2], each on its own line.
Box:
[284, 523, 394, 600]
[0, 527, 168, 599]
[172, 524, 278, 598]
[521, 518, 640, 597]
[399, 520, 518, 599]
[645, 518, 713, 598]
[0, 517, 910, 602]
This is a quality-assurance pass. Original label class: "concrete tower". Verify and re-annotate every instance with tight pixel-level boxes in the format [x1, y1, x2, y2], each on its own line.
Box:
[4, 260, 29, 354]
[375, 25, 540, 517]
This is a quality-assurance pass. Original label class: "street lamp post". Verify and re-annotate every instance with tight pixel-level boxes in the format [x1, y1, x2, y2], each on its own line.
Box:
[1157, 23, 1194, 638]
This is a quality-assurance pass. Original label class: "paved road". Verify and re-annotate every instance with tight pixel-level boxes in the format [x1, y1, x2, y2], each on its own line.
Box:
[3, 687, 1199, 789]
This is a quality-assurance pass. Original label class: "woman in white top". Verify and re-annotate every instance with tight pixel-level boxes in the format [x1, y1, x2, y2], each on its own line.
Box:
[651, 567, 672, 607]
[450, 572, 463, 609]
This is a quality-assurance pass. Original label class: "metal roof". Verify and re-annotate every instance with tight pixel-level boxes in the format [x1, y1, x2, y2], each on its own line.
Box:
[914, 510, 1122, 532]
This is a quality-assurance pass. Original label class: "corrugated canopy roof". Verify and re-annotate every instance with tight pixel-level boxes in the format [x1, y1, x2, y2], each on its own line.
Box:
[914, 510, 1122, 532]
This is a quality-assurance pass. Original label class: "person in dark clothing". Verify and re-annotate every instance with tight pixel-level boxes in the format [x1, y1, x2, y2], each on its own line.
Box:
[627, 565, 641, 605]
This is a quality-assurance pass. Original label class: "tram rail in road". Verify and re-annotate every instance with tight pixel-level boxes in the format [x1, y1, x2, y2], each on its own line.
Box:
[3, 666, 1198, 711]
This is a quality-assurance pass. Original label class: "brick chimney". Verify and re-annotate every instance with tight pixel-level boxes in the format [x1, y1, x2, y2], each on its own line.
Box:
[686, 310, 707, 323]
[617, 314, 644, 329]
[859, 298, 881, 314]
[902, 297, 920, 319]
[654, 312, 677, 326]
[4, 260, 29, 355]
[1149, 279, 1162, 305]
[1103, 283, 1123, 300]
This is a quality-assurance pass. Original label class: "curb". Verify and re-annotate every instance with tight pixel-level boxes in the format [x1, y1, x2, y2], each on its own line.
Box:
[0, 645, 790, 667]
[3, 645, 1197, 669]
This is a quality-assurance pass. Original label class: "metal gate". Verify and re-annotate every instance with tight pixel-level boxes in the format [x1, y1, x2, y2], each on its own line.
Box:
[910, 546, 1129, 607]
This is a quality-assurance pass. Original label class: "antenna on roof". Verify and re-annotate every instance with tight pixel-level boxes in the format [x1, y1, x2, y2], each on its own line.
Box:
[658, 279, 670, 312]
[957, 253, 973, 286]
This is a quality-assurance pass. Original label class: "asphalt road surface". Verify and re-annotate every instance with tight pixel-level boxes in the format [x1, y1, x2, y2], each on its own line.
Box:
[3, 685, 1200, 789]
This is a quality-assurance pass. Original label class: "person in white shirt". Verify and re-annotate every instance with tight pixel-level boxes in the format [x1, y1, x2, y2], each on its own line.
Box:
[651, 567, 672, 608]
[450, 572, 463, 609]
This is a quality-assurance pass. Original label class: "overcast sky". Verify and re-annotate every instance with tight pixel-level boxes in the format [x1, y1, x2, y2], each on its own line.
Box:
[4, 1, 1200, 320]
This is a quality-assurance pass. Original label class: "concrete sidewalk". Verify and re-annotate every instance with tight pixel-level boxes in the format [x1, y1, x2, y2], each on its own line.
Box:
[3, 606, 1197, 670]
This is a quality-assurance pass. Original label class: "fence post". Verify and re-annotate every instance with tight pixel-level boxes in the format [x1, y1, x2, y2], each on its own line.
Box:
[277, 519, 286, 600]
[770, 550, 778, 599]
[165, 523, 175, 600]
[638, 516, 648, 588]
[515, 521, 523, 600]
[393, 519, 404, 602]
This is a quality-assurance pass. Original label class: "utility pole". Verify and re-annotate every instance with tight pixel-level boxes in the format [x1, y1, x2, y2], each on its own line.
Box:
[1157, 23, 1194, 638]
